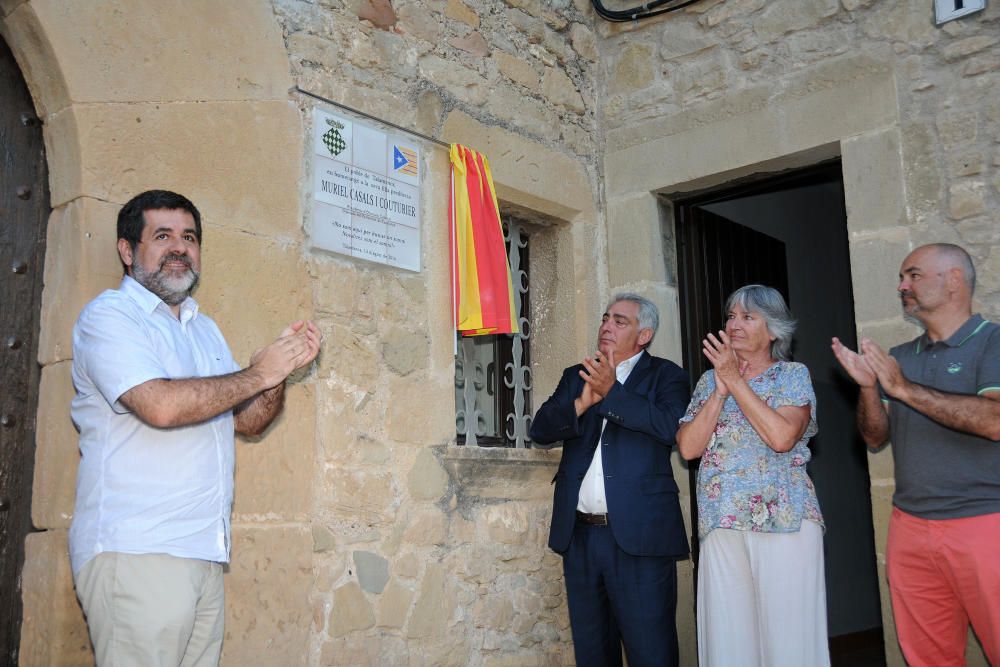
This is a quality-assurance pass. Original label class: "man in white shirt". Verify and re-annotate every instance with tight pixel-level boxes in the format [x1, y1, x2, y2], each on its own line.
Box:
[530, 294, 690, 667]
[69, 190, 320, 667]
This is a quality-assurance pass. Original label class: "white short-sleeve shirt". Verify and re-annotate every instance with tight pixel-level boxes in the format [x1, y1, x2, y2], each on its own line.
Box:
[69, 276, 240, 575]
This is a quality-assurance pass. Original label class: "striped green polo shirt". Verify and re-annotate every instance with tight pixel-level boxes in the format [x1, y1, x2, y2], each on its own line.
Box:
[886, 314, 1000, 519]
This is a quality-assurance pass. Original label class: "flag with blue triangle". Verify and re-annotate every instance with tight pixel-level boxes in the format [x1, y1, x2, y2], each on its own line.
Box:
[393, 145, 418, 176]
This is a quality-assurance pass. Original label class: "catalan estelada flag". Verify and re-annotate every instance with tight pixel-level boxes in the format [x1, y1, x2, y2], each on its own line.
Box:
[393, 145, 418, 176]
[450, 144, 519, 336]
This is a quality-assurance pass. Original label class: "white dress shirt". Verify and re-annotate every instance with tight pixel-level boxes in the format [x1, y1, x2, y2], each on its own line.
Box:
[69, 276, 240, 575]
[577, 350, 645, 514]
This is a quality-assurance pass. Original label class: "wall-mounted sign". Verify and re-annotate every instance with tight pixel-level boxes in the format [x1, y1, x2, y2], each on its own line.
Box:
[310, 108, 421, 271]
[934, 0, 986, 24]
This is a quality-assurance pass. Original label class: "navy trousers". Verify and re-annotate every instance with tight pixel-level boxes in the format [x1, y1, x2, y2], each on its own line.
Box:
[562, 522, 679, 667]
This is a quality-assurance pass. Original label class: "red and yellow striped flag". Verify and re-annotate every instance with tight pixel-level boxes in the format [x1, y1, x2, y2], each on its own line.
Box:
[450, 144, 519, 336]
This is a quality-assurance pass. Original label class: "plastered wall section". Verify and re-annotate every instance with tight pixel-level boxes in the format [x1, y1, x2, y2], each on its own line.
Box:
[1, 1, 319, 664]
[600, 1, 999, 660]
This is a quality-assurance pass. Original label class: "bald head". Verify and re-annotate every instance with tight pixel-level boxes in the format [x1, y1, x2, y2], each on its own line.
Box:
[898, 243, 976, 336]
[909, 243, 976, 295]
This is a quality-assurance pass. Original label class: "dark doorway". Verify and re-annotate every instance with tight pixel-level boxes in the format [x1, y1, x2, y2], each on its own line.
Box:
[0, 34, 49, 664]
[673, 161, 885, 665]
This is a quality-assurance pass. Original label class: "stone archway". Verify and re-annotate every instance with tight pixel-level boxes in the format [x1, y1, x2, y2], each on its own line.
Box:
[0, 2, 306, 663]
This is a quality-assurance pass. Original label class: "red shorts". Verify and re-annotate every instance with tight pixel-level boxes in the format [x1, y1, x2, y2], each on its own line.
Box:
[887, 507, 1000, 667]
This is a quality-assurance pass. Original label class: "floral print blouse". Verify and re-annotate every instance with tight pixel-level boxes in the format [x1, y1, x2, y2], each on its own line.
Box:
[680, 361, 824, 540]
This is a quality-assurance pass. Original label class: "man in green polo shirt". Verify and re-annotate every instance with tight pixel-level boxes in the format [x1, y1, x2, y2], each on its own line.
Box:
[832, 243, 1000, 667]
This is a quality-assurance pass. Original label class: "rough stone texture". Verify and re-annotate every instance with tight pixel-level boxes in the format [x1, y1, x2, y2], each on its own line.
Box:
[610, 42, 655, 93]
[397, 4, 445, 44]
[600, 3, 998, 664]
[19, 531, 92, 667]
[321, 466, 400, 530]
[495, 50, 540, 89]
[541, 67, 585, 113]
[948, 180, 987, 220]
[450, 30, 490, 57]
[357, 0, 397, 30]
[328, 581, 376, 637]
[671, 46, 731, 103]
[407, 448, 449, 501]
[353, 551, 390, 594]
[570, 23, 598, 62]
[439, 445, 561, 503]
[506, 8, 544, 45]
[224, 526, 313, 666]
[445, 0, 480, 28]
[381, 326, 429, 376]
[406, 563, 455, 639]
[482, 503, 530, 545]
[442, 110, 593, 220]
[605, 55, 897, 197]
[313, 524, 338, 553]
[753, 0, 840, 44]
[31, 361, 77, 530]
[418, 54, 490, 104]
[401, 510, 448, 546]
[384, 374, 456, 445]
[375, 579, 415, 629]
[948, 150, 985, 178]
[942, 35, 999, 62]
[232, 383, 315, 519]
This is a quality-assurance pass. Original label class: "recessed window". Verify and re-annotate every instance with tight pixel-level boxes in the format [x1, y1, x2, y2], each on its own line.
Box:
[454, 215, 533, 448]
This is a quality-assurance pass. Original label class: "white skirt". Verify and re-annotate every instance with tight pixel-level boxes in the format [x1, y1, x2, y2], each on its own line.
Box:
[697, 520, 830, 667]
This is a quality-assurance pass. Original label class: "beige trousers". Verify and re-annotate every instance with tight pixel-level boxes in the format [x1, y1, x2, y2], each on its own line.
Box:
[74, 552, 224, 667]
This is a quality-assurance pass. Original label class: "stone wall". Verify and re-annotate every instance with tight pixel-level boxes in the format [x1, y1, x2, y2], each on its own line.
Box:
[275, 2, 605, 664]
[279, 0, 601, 163]
[8, 0, 996, 664]
[5, 0, 608, 665]
[600, 0, 999, 315]
[598, 1, 998, 665]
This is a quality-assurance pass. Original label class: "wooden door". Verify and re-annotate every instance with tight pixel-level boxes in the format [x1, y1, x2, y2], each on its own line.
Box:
[0, 33, 49, 663]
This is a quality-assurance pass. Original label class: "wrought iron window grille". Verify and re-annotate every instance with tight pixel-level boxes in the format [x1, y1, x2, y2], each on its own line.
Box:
[454, 217, 533, 448]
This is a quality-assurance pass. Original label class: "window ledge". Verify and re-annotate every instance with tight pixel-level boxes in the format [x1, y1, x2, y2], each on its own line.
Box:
[435, 444, 561, 507]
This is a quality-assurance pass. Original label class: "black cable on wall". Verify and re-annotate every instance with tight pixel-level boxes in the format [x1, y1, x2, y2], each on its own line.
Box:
[591, 0, 705, 22]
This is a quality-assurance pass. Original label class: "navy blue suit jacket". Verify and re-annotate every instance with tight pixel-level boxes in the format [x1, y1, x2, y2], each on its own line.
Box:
[530, 351, 691, 558]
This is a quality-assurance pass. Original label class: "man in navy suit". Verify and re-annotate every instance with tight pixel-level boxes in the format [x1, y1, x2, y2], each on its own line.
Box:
[530, 293, 690, 667]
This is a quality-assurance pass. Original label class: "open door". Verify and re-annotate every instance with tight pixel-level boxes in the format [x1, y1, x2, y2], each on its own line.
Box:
[676, 206, 790, 562]
[673, 162, 885, 665]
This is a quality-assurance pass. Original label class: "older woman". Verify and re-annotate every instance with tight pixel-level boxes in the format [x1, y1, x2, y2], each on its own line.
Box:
[676, 284, 829, 667]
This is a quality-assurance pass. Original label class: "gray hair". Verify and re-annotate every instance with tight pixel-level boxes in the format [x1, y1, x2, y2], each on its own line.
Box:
[724, 285, 796, 361]
[926, 243, 976, 295]
[608, 292, 659, 347]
